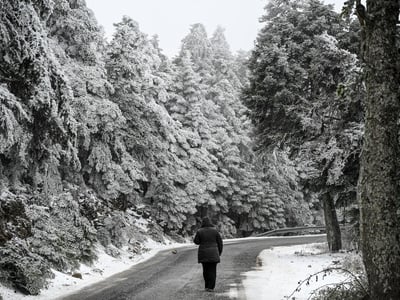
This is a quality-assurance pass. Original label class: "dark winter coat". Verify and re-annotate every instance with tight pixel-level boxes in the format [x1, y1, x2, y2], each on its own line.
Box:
[194, 219, 223, 263]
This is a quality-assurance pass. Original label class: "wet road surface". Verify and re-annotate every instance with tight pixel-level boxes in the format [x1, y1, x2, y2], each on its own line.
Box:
[61, 235, 325, 300]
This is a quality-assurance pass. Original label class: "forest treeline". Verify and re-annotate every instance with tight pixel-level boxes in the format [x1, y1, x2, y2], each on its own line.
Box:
[0, 0, 365, 295]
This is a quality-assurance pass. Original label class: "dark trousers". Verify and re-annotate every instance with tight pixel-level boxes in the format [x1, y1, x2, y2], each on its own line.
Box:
[201, 262, 217, 289]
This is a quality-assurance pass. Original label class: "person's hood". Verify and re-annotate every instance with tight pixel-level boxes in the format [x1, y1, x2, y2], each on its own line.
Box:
[201, 217, 213, 227]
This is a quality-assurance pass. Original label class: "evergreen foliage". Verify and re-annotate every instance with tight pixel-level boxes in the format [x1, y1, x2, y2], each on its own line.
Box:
[243, 0, 364, 245]
[170, 24, 287, 235]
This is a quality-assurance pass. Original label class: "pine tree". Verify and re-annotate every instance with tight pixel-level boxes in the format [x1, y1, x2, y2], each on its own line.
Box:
[106, 17, 201, 232]
[244, 0, 363, 250]
[179, 23, 213, 77]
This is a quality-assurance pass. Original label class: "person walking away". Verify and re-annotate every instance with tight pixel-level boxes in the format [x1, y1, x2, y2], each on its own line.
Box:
[194, 217, 223, 292]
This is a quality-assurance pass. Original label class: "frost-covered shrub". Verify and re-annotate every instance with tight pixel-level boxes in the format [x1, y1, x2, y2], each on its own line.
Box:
[0, 189, 100, 294]
[146, 222, 167, 243]
[26, 192, 97, 271]
[97, 212, 126, 248]
[0, 192, 32, 246]
[97, 210, 151, 249]
[0, 192, 51, 295]
[0, 239, 53, 295]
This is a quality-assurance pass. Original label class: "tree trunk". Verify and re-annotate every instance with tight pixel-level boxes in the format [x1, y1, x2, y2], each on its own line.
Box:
[322, 192, 342, 252]
[358, 1, 400, 298]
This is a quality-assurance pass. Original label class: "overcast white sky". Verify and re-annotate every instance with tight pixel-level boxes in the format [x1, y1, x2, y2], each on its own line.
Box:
[85, 0, 345, 58]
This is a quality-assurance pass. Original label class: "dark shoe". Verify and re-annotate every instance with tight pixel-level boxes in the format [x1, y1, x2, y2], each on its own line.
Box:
[205, 288, 214, 292]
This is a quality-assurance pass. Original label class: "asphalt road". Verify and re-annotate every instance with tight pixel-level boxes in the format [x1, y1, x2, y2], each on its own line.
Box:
[61, 235, 325, 300]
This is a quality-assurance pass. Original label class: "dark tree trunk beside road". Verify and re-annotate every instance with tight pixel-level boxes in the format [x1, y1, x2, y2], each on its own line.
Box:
[322, 192, 341, 252]
[357, 0, 400, 298]
[320, 159, 342, 252]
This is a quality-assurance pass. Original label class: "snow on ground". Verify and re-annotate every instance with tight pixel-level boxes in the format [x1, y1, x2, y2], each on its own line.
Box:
[0, 239, 186, 300]
[240, 243, 349, 300]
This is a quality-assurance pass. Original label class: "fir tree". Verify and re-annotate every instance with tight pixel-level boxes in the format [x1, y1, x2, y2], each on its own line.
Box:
[244, 0, 363, 250]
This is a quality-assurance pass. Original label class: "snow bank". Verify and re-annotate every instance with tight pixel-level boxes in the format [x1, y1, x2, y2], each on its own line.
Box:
[241, 243, 349, 300]
[0, 239, 186, 300]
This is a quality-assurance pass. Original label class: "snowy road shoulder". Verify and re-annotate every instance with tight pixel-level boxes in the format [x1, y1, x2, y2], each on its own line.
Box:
[241, 243, 349, 300]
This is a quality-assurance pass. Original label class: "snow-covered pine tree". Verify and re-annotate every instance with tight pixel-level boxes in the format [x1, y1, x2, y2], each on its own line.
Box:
[178, 23, 213, 80]
[243, 0, 363, 250]
[0, 0, 105, 293]
[106, 17, 201, 232]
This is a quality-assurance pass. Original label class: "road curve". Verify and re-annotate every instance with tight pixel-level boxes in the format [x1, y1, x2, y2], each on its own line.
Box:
[61, 235, 325, 300]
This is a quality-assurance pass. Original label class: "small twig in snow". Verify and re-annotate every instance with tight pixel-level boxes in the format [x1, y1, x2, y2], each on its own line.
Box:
[286, 266, 368, 299]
